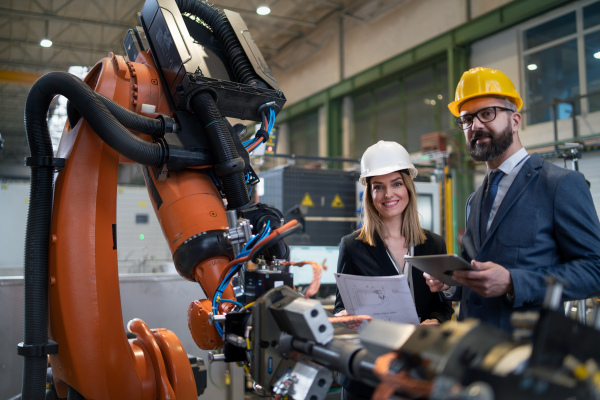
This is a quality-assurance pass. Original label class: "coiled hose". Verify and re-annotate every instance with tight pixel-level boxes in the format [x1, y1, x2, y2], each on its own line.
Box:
[66, 92, 168, 137]
[21, 71, 169, 399]
[173, 0, 271, 209]
[30, 72, 166, 166]
[175, 0, 267, 88]
[189, 91, 249, 209]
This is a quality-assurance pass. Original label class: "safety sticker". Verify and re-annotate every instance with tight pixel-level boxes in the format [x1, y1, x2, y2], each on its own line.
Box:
[331, 194, 344, 208]
[301, 192, 314, 207]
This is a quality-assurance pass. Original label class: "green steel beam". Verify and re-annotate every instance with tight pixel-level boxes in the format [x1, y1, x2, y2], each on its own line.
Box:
[327, 97, 343, 157]
[446, 46, 471, 252]
[277, 0, 574, 123]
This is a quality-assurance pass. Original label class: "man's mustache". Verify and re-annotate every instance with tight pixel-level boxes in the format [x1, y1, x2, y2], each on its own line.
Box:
[470, 130, 493, 147]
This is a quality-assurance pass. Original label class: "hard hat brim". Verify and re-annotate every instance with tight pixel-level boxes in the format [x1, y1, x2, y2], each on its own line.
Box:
[360, 166, 418, 186]
[448, 93, 523, 117]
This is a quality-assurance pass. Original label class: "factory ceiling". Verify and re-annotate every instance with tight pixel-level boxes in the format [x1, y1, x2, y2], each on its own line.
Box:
[0, 0, 409, 178]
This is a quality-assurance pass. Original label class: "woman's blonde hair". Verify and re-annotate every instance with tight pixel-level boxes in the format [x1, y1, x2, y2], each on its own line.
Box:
[356, 170, 426, 247]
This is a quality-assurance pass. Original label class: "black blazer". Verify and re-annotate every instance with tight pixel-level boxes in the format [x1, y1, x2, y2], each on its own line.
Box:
[333, 229, 454, 399]
[334, 229, 454, 323]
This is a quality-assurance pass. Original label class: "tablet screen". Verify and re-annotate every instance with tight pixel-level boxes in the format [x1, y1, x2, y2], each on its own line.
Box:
[404, 254, 474, 286]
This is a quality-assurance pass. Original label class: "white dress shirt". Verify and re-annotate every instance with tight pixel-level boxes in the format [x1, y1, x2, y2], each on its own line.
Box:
[484, 147, 530, 232]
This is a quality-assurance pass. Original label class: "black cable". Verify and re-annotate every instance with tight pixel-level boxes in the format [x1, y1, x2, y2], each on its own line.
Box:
[27, 72, 166, 167]
[250, 224, 302, 263]
[21, 70, 170, 399]
[246, 222, 267, 249]
[175, 0, 267, 88]
[188, 90, 249, 209]
[67, 93, 171, 137]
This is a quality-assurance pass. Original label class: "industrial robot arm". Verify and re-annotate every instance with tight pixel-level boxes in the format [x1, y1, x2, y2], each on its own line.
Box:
[20, 0, 293, 398]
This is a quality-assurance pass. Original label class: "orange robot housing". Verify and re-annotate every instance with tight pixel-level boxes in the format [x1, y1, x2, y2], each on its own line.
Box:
[48, 50, 234, 398]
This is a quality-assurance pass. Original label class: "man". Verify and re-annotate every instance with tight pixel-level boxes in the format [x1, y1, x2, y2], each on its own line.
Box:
[425, 66, 600, 332]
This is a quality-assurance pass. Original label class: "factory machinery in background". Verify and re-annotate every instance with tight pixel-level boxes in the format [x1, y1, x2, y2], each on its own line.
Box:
[14, 0, 600, 399]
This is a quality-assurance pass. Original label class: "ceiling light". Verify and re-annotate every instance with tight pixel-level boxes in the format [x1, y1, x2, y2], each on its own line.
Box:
[527, 63, 538, 71]
[256, 6, 271, 15]
[40, 39, 53, 48]
[594, 51, 600, 59]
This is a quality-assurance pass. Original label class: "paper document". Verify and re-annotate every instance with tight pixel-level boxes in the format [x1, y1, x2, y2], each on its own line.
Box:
[334, 273, 420, 331]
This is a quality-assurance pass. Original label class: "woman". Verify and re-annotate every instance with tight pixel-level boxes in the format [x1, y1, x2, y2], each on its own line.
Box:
[334, 140, 453, 400]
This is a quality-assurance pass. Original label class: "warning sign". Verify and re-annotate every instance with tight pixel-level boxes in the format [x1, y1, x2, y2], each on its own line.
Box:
[301, 192, 314, 207]
[331, 194, 344, 208]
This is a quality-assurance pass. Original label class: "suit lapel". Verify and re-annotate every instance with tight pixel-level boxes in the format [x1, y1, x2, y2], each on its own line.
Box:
[482, 155, 541, 247]
[367, 234, 399, 275]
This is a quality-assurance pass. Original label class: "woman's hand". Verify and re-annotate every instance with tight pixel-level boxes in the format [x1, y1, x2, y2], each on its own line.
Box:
[334, 310, 362, 330]
[420, 318, 441, 326]
[423, 272, 451, 292]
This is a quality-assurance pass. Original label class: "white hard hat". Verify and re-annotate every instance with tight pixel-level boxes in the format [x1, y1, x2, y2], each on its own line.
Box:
[360, 141, 417, 186]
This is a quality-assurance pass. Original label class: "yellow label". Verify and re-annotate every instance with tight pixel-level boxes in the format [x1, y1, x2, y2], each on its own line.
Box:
[331, 194, 344, 208]
[301, 192, 314, 207]
[138, 201, 148, 207]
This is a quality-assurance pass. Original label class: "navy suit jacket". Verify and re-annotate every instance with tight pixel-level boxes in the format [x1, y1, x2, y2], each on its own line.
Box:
[334, 230, 454, 323]
[457, 153, 600, 332]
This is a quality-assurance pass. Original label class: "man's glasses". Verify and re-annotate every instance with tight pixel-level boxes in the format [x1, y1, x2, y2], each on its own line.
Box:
[455, 106, 514, 130]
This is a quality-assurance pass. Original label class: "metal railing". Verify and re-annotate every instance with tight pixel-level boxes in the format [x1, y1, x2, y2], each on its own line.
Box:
[521, 89, 600, 153]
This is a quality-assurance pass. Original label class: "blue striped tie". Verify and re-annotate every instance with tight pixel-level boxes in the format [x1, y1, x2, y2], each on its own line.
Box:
[480, 170, 504, 239]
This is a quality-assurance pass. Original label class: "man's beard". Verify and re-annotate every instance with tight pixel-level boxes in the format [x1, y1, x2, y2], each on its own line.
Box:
[467, 123, 513, 162]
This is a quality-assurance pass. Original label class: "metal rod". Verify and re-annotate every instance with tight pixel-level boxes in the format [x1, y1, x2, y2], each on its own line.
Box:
[209, 313, 227, 325]
[543, 277, 563, 311]
[208, 352, 226, 363]
[591, 303, 600, 331]
[571, 100, 578, 138]
[226, 210, 241, 258]
[577, 299, 587, 324]
[564, 300, 572, 317]
[553, 102, 559, 154]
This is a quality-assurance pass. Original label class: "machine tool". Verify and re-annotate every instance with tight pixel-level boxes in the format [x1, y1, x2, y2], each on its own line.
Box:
[16, 0, 600, 399]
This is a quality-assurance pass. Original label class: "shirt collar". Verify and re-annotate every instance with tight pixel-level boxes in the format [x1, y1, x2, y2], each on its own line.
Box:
[493, 147, 529, 175]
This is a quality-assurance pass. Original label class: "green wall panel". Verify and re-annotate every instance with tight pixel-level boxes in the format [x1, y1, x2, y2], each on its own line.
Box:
[276, 0, 573, 123]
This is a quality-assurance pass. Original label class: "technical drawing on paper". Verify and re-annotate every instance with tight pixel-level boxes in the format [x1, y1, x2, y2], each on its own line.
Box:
[335, 273, 420, 326]
[354, 287, 389, 307]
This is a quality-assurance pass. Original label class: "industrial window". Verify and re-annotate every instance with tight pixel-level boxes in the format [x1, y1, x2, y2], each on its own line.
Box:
[351, 60, 448, 157]
[522, 0, 600, 125]
[288, 109, 319, 157]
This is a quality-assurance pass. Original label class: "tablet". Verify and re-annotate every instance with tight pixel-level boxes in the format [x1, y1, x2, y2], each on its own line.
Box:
[404, 254, 475, 286]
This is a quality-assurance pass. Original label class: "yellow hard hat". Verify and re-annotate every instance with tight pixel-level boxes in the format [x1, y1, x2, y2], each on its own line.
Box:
[447, 67, 523, 117]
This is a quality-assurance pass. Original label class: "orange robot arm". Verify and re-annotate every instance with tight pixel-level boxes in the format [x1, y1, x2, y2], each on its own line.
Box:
[20, 0, 288, 397]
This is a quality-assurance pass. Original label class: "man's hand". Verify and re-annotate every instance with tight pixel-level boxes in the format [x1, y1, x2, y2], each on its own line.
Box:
[420, 319, 441, 326]
[423, 272, 450, 292]
[334, 309, 362, 330]
[452, 260, 513, 298]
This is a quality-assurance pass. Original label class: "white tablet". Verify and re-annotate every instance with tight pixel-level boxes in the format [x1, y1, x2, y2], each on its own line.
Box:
[404, 254, 475, 286]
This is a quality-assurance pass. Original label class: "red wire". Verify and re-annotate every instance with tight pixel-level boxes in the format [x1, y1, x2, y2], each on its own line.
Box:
[216, 220, 299, 284]
[246, 139, 262, 153]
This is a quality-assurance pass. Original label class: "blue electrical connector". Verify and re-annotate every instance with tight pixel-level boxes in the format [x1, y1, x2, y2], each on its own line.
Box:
[212, 220, 272, 337]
